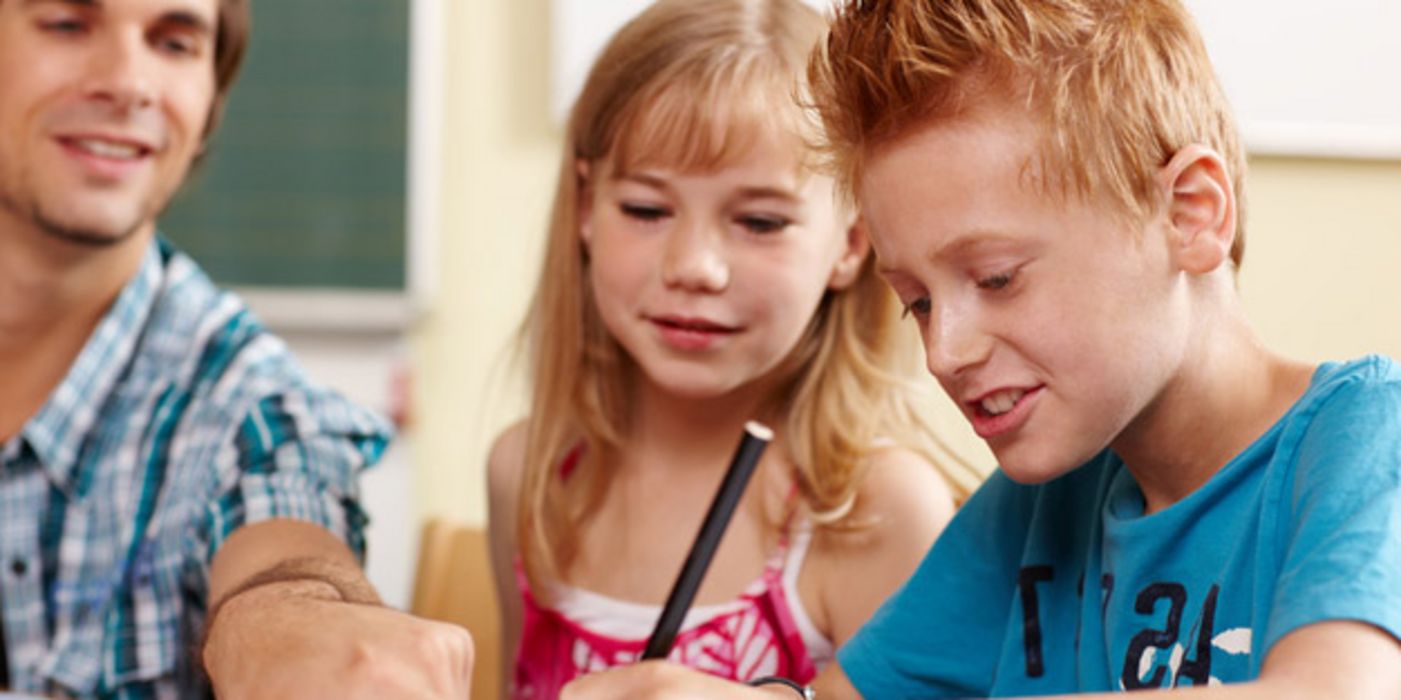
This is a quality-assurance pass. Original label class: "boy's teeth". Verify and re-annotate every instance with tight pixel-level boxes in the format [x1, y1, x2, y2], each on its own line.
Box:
[980, 389, 1026, 416]
[75, 139, 142, 160]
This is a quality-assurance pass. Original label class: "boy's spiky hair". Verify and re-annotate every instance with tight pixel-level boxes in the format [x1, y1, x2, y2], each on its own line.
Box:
[810, 0, 1248, 266]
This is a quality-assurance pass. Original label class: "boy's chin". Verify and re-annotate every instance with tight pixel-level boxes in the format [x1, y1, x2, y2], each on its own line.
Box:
[992, 445, 1090, 485]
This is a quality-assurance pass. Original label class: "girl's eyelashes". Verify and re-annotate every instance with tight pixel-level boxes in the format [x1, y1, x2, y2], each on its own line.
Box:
[736, 214, 792, 235]
[619, 202, 670, 222]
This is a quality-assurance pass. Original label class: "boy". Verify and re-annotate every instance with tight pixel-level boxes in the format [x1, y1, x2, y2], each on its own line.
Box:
[564, 0, 1401, 697]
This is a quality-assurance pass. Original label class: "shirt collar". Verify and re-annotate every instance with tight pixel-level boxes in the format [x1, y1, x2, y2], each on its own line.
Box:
[20, 239, 165, 493]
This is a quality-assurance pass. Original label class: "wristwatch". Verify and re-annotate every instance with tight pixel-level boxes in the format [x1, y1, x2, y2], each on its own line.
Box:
[747, 675, 815, 699]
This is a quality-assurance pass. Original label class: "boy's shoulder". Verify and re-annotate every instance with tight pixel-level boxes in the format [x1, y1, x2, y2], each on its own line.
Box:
[1291, 354, 1401, 446]
[1308, 354, 1400, 395]
[1289, 356, 1401, 451]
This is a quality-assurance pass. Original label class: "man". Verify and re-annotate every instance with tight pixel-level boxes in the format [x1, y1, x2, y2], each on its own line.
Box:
[0, 0, 472, 697]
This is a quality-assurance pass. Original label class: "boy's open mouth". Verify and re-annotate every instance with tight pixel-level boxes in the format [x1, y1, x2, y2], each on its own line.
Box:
[974, 387, 1028, 417]
[966, 386, 1045, 439]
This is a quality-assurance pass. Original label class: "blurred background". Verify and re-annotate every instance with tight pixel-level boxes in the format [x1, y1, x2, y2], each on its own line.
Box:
[167, 0, 1401, 609]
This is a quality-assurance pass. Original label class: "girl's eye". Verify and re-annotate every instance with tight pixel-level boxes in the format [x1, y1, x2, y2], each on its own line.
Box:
[620, 203, 669, 222]
[976, 270, 1016, 291]
[901, 297, 931, 319]
[736, 214, 791, 235]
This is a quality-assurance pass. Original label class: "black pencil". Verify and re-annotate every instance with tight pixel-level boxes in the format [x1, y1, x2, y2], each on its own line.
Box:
[640, 420, 773, 660]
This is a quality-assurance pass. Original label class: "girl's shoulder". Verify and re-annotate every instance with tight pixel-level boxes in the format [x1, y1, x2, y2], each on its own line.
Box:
[487, 418, 531, 508]
[826, 446, 956, 547]
[802, 446, 957, 642]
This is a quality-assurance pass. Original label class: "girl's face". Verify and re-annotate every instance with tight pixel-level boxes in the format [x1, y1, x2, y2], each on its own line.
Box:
[581, 134, 867, 402]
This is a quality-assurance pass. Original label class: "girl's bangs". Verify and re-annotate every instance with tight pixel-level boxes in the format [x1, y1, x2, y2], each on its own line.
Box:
[609, 63, 815, 176]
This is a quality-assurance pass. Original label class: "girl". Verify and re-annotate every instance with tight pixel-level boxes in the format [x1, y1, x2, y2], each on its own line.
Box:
[486, 0, 980, 696]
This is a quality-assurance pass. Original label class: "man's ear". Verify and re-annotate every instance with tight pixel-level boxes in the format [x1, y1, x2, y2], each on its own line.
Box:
[1160, 144, 1236, 275]
[577, 159, 594, 247]
[828, 218, 872, 290]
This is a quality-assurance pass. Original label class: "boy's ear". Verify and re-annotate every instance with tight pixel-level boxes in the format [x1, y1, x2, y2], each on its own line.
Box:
[1160, 144, 1237, 275]
[828, 218, 871, 290]
[577, 159, 594, 246]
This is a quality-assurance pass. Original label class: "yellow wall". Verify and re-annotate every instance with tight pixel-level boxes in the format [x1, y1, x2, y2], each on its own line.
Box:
[413, 0, 557, 524]
[414, 0, 1401, 525]
[1241, 158, 1401, 362]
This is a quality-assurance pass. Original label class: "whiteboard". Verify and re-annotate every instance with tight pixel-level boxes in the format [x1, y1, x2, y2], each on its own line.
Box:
[1183, 0, 1401, 159]
[552, 0, 1401, 160]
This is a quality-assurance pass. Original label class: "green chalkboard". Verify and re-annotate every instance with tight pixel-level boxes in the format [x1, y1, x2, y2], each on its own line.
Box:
[162, 0, 410, 290]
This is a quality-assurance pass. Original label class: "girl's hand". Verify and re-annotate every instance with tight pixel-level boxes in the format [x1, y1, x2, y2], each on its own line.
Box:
[560, 661, 781, 700]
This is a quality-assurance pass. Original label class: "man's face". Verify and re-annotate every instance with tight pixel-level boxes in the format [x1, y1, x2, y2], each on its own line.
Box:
[0, 0, 218, 247]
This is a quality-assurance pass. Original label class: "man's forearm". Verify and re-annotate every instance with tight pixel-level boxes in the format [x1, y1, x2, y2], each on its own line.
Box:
[213, 556, 381, 609]
[200, 555, 382, 669]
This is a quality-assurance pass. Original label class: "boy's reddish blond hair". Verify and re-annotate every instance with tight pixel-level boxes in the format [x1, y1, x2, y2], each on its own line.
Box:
[810, 0, 1249, 266]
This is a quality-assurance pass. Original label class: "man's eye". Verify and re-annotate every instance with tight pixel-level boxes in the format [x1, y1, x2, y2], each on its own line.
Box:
[620, 203, 669, 222]
[40, 18, 88, 35]
[736, 215, 791, 235]
[157, 36, 197, 56]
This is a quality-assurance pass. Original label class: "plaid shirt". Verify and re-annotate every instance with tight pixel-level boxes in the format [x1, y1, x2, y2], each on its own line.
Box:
[0, 240, 392, 698]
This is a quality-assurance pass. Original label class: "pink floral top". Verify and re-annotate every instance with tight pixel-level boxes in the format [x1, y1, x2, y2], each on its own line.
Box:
[511, 523, 832, 699]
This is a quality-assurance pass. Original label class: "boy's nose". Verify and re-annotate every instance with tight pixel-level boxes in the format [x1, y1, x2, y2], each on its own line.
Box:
[924, 303, 991, 380]
[660, 220, 729, 293]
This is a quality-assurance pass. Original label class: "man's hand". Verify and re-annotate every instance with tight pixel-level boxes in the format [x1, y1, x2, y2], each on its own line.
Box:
[202, 578, 473, 699]
[560, 661, 785, 700]
[201, 519, 473, 699]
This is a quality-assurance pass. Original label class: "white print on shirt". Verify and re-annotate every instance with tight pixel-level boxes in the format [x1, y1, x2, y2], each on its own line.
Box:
[1127, 627, 1251, 689]
[1019, 567, 1252, 690]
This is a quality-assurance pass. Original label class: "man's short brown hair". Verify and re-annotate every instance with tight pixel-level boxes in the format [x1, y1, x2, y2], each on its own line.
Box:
[209, 0, 250, 136]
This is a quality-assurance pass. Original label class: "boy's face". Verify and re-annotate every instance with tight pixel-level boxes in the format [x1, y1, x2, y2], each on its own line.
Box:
[862, 98, 1191, 484]
[0, 0, 217, 247]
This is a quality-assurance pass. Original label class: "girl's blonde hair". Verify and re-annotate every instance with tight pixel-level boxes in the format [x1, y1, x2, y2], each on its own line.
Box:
[519, 0, 980, 587]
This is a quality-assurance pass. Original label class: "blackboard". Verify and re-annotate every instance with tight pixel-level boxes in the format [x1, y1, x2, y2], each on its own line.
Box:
[162, 0, 411, 290]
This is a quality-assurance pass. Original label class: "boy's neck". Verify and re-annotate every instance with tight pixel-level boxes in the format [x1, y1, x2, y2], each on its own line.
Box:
[1110, 305, 1315, 515]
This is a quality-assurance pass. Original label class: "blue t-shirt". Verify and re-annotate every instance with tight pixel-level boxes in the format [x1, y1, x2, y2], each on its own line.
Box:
[839, 355, 1401, 697]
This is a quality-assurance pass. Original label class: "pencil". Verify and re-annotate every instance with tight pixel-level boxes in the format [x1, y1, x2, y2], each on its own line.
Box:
[640, 420, 773, 660]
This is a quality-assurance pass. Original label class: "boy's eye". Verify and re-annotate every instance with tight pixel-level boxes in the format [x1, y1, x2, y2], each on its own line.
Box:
[901, 297, 932, 319]
[976, 270, 1016, 291]
[736, 214, 791, 235]
[619, 203, 669, 222]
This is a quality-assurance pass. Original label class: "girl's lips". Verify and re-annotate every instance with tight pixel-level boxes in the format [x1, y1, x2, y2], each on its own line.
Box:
[967, 385, 1044, 440]
[649, 316, 739, 351]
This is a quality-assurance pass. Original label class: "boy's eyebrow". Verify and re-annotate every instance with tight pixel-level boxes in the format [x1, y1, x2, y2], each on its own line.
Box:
[933, 230, 1027, 259]
[877, 230, 1026, 276]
